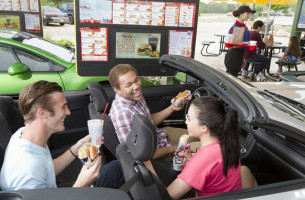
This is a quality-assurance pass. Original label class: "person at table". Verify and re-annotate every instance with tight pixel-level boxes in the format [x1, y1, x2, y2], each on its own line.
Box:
[163, 96, 257, 199]
[224, 6, 255, 77]
[0, 80, 125, 191]
[274, 36, 301, 77]
[242, 20, 270, 81]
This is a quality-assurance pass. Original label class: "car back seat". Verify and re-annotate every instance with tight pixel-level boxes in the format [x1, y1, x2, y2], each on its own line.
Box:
[0, 112, 13, 171]
[0, 96, 24, 133]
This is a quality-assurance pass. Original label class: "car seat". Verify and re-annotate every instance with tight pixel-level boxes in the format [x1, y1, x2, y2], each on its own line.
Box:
[0, 112, 12, 171]
[103, 114, 120, 158]
[116, 114, 172, 200]
[87, 82, 109, 119]
[0, 96, 24, 133]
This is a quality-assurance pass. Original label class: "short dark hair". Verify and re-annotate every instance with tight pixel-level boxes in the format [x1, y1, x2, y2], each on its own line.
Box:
[253, 20, 264, 29]
[19, 80, 63, 123]
[109, 64, 138, 89]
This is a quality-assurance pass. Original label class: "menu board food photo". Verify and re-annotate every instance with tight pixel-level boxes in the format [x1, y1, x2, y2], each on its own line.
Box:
[116, 32, 161, 59]
[0, 14, 20, 30]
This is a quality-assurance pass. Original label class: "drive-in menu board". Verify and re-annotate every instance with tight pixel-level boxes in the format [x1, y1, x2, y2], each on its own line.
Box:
[79, 0, 196, 27]
[80, 27, 108, 61]
[75, 0, 199, 76]
[0, 0, 42, 35]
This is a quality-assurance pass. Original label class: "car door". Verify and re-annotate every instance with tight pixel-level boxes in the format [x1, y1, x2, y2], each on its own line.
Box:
[0, 43, 65, 95]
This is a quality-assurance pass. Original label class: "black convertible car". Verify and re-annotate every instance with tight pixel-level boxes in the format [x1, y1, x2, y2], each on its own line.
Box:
[1, 55, 305, 199]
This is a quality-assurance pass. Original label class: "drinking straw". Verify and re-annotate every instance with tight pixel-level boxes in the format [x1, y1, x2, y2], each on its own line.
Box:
[101, 103, 109, 121]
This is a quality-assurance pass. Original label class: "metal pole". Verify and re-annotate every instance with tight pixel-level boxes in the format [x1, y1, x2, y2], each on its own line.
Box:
[291, 0, 302, 38]
[264, 0, 272, 37]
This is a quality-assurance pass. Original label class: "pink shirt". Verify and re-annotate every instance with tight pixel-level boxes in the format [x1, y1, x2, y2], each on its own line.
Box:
[178, 141, 242, 197]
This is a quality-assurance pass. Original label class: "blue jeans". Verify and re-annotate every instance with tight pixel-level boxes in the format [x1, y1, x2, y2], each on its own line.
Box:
[243, 54, 270, 75]
[94, 160, 125, 189]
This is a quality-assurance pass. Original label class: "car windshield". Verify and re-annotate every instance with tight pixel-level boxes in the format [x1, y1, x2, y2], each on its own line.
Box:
[237, 79, 305, 122]
[262, 90, 305, 122]
[13, 33, 75, 63]
[44, 6, 64, 13]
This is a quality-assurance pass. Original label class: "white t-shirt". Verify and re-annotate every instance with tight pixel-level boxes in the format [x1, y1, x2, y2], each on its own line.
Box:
[0, 127, 56, 191]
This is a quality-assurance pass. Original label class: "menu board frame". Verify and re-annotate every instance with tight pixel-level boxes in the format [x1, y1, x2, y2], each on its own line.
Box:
[75, 0, 199, 77]
[0, 0, 43, 36]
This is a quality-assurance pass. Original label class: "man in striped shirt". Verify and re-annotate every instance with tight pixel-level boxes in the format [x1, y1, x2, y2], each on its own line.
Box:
[109, 63, 193, 159]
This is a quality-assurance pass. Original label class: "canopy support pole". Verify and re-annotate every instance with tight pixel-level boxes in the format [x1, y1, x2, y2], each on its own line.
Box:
[291, 0, 302, 38]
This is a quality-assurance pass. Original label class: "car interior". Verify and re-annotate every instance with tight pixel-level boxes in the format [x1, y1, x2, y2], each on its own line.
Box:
[1, 71, 305, 199]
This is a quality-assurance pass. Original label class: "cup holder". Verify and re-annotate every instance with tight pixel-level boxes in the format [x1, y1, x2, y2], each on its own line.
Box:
[0, 192, 23, 200]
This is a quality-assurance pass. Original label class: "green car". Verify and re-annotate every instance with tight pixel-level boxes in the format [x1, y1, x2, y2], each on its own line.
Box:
[0, 30, 107, 95]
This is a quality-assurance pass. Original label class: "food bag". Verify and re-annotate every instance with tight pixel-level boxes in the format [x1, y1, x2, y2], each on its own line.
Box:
[173, 134, 190, 171]
[171, 90, 192, 107]
[231, 26, 245, 44]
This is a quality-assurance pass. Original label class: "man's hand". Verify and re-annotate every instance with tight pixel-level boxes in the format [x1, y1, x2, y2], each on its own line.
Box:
[71, 135, 104, 158]
[73, 156, 102, 187]
[171, 144, 178, 155]
[170, 99, 189, 111]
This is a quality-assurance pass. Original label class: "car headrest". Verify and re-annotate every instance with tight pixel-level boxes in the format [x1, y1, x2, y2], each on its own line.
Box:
[126, 114, 156, 161]
[87, 82, 109, 113]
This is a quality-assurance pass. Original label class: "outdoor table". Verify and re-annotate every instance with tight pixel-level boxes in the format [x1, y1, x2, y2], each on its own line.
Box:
[264, 44, 287, 75]
[214, 33, 228, 55]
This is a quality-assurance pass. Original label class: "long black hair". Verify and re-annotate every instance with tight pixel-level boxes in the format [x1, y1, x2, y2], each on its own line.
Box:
[191, 96, 240, 176]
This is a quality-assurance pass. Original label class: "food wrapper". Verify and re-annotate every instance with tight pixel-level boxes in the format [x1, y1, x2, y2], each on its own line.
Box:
[171, 90, 191, 107]
[78, 142, 99, 166]
[173, 134, 190, 171]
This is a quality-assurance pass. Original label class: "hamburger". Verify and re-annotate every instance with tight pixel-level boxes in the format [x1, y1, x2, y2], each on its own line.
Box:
[137, 44, 152, 56]
[78, 143, 98, 163]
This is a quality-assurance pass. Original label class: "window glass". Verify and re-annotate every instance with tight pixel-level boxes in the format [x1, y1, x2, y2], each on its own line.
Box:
[62, 4, 67, 10]
[14, 49, 51, 72]
[0, 45, 16, 72]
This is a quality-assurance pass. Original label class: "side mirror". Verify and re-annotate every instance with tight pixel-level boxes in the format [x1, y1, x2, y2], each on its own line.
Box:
[175, 72, 198, 84]
[175, 72, 187, 83]
[8, 63, 31, 80]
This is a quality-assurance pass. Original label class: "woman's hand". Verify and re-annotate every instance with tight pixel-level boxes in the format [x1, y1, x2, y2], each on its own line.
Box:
[178, 151, 193, 162]
[73, 156, 102, 187]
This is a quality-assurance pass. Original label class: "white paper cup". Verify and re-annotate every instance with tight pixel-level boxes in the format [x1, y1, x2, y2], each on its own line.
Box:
[87, 119, 104, 147]
[249, 40, 257, 46]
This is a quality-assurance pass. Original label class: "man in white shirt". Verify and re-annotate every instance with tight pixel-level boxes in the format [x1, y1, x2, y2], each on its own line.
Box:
[0, 80, 124, 191]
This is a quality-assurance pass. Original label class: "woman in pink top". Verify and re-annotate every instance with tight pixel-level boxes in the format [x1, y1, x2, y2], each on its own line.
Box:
[167, 96, 243, 199]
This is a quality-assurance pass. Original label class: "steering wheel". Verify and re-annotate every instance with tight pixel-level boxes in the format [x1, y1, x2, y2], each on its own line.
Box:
[184, 86, 213, 118]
